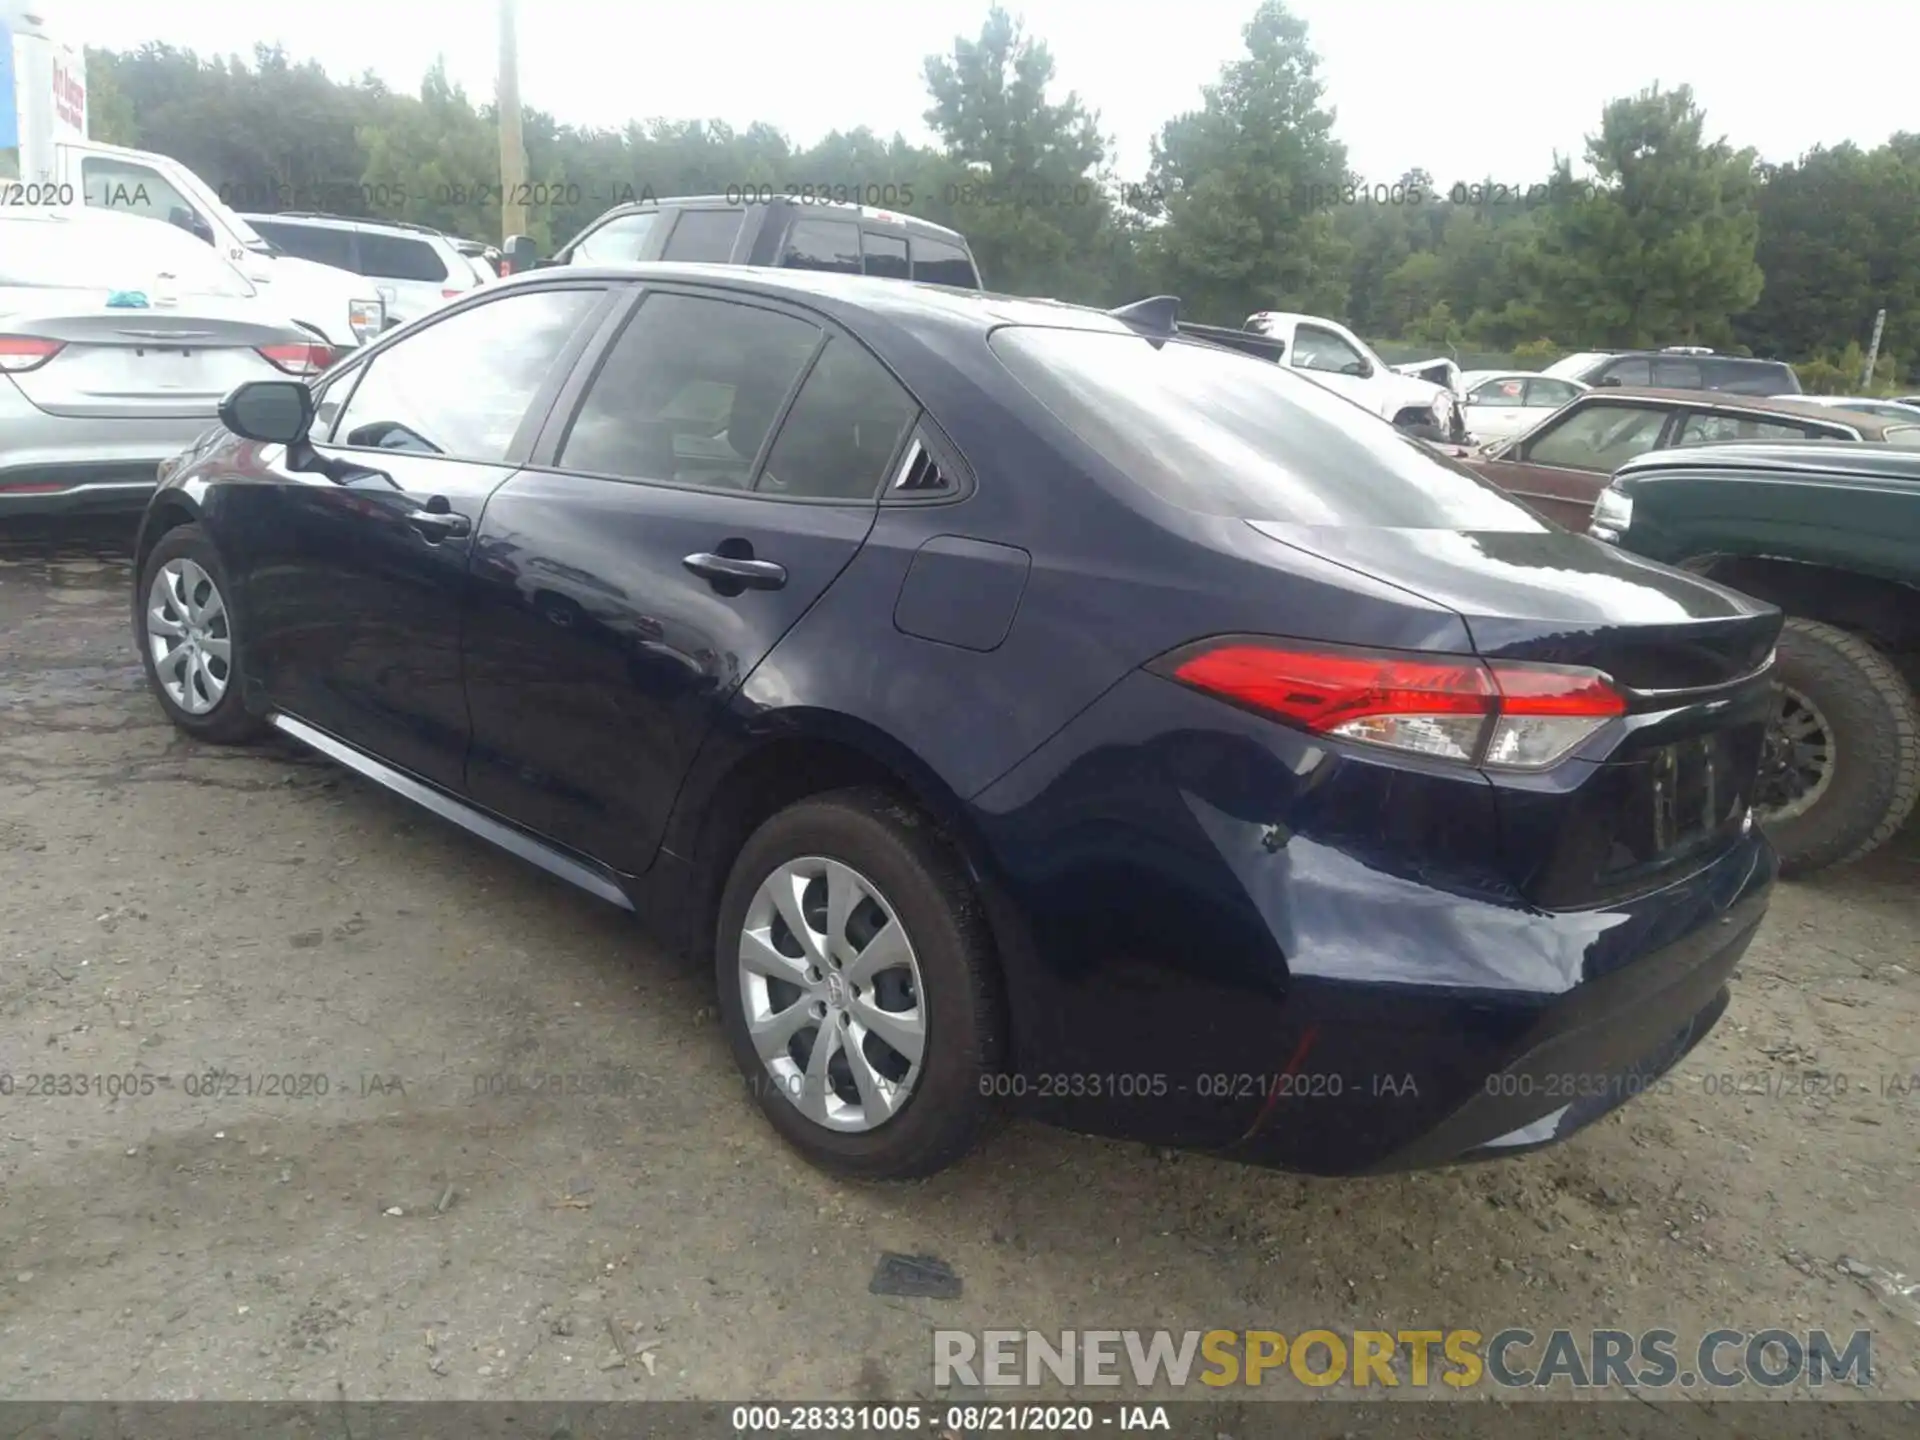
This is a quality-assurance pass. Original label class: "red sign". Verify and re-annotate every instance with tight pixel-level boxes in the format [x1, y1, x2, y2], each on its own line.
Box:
[52, 59, 86, 131]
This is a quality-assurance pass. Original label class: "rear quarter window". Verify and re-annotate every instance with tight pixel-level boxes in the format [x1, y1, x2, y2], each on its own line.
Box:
[357, 232, 449, 283]
[991, 326, 1547, 529]
[1704, 359, 1799, 395]
[911, 236, 980, 289]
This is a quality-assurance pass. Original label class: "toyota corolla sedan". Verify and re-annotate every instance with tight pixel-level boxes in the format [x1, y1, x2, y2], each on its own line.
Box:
[130, 265, 1779, 1180]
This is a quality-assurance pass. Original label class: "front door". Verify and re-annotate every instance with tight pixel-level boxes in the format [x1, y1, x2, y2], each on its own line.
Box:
[461, 287, 922, 873]
[221, 283, 610, 788]
[1288, 322, 1376, 410]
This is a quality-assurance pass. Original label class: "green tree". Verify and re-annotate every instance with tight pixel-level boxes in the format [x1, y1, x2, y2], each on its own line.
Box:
[1523, 85, 1763, 347]
[1142, 0, 1349, 325]
[921, 7, 1116, 299]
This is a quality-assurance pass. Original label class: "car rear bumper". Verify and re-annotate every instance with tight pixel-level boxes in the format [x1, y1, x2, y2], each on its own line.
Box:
[967, 669, 1777, 1175]
[0, 380, 213, 516]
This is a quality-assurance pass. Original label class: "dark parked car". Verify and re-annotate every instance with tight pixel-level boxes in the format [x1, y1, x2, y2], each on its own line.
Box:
[1542, 348, 1801, 396]
[132, 267, 1778, 1180]
[1462, 388, 1920, 529]
[1590, 442, 1920, 875]
[502, 195, 982, 290]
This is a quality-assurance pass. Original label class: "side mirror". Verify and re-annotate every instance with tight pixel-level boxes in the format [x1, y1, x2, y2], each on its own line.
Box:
[1343, 360, 1373, 379]
[220, 380, 314, 445]
[501, 235, 541, 274]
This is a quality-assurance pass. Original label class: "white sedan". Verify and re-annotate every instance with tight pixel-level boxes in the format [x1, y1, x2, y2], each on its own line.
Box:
[1, 207, 332, 516]
[1457, 369, 1589, 443]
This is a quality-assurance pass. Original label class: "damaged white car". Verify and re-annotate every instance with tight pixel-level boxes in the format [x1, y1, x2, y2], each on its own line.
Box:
[1243, 311, 1465, 440]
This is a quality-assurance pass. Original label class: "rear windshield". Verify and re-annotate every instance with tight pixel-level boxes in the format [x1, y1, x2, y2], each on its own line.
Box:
[0, 213, 255, 298]
[990, 326, 1548, 529]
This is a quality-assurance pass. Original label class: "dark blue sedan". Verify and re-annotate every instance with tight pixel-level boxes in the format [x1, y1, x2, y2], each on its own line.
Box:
[130, 265, 1780, 1179]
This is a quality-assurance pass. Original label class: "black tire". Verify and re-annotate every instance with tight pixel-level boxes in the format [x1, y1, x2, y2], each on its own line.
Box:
[134, 523, 267, 745]
[1757, 618, 1920, 877]
[714, 787, 1003, 1180]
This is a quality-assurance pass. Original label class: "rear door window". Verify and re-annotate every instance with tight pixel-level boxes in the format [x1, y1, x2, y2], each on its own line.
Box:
[911, 236, 979, 288]
[1524, 378, 1581, 408]
[1522, 403, 1670, 470]
[781, 218, 861, 274]
[249, 220, 358, 271]
[990, 326, 1542, 528]
[1651, 357, 1704, 389]
[356, 232, 449, 283]
[1600, 357, 1653, 387]
[555, 292, 821, 490]
[660, 209, 746, 262]
[860, 231, 910, 279]
[1674, 412, 1816, 446]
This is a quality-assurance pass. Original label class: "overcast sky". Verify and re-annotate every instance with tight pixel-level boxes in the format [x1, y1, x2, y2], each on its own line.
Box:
[55, 0, 1915, 182]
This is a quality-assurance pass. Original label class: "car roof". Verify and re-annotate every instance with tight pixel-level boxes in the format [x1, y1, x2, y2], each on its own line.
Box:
[1616, 440, 1920, 482]
[1461, 369, 1585, 386]
[499, 261, 1142, 335]
[1565, 386, 1902, 436]
[242, 212, 457, 245]
[592, 194, 971, 245]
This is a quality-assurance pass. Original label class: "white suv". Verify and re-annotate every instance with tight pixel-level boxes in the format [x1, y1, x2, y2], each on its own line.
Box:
[240, 214, 486, 328]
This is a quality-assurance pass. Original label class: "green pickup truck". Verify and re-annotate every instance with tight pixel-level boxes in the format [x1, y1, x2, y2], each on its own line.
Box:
[1589, 441, 1920, 875]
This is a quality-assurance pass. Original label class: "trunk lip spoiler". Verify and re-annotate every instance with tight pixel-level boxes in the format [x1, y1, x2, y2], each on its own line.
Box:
[1613, 651, 1776, 710]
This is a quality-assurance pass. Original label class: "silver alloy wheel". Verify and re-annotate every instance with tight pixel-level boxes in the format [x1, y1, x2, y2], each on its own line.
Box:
[737, 855, 927, 1133]
[146, 558, 232, 716]
[1758, 684, 1836, 824]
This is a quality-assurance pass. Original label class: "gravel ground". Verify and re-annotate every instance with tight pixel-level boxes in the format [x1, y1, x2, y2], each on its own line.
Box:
[1, 516, 1915, 1408]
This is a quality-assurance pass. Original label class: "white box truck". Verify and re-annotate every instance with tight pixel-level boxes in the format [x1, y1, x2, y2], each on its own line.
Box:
[3, 2, 384, 349]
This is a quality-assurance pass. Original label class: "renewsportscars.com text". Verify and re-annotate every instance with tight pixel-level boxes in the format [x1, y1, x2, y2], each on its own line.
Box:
[933, 1327, 1873, 1390]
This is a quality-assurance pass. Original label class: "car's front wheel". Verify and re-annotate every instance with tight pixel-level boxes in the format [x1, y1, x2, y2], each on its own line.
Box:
[714, 787, 1003, 1179]
[135, 524, 266, 744]
[1756, 617, 1919, 876]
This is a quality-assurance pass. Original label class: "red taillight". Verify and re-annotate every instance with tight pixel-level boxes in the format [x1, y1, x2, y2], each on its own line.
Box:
[0, 336, 65, 373]
[1158, 639, 1627, 770]
[256, 342, 335, 377]
[441, 287, 465, 299]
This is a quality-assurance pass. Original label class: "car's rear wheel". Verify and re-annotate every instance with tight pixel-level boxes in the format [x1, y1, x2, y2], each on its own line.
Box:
[1755, 618, 1919, 876]
[714, 787, 1002, 1179]
[135, 524, 265, 745]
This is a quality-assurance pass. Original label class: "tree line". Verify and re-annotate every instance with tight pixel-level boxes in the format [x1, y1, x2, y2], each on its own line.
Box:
[84, 1, 1916, 389]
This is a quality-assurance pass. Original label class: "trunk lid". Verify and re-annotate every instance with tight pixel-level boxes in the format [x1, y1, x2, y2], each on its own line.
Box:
[1247, 522, 1782, 906]
[1, 291, 306, 419]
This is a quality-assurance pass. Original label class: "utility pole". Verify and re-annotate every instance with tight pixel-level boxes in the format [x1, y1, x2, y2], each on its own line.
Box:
[496, 0, 528, 244]
[1861, 308, 1886, 389]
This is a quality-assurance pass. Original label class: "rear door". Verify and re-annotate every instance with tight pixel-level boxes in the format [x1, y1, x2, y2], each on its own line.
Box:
[1471, 399, 1677, 528]
[461, 284, 920, 872]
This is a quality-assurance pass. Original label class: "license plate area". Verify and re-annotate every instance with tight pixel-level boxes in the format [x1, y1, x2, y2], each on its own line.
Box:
[1608, 730, 1753, 877]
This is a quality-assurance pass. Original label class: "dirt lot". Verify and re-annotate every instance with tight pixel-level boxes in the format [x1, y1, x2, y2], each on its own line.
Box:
[1, 516, 1915, 1408]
